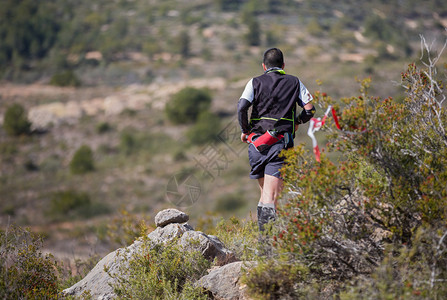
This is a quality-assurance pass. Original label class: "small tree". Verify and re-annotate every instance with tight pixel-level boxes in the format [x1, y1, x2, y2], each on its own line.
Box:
[244, 16, 261, 47]
[174, 31, 190, 58]
[70, 145, 95, 174]
[165, 87, 212, 124]
[3, 103, 31, 136]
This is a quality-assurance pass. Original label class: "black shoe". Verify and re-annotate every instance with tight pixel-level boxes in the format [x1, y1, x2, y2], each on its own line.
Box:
[257, 206, 276, 232]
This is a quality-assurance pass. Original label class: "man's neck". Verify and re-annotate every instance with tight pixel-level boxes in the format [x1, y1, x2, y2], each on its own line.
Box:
[264, 67, 285, 74]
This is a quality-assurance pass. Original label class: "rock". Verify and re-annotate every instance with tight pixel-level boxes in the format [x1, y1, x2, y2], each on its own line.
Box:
[28, 101, 85, 131]
[179, 231, 236, 265]
[63, 209, 235, 299]
[197, 261, 255, 300]
[147, 223, 191, 244]
[63, 249, 125, 300]
[154, 208, 189, 227]
[104, 96, 125, 116]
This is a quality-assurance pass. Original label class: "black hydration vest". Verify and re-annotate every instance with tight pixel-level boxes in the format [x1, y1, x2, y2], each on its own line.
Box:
[250, 70, 304, 135]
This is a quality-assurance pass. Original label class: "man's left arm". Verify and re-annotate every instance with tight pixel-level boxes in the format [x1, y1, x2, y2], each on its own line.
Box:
[296, 102, 316, 125]
[295, 81, 315, 129]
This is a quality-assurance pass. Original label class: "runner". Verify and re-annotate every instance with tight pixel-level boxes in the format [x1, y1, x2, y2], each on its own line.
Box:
[237, 48, 315, 231]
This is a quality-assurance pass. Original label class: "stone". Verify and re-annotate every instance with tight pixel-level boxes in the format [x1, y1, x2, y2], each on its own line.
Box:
[63, 249, 126, 299]
[154, 208, 189, 227]
[63, 209, 236, 299]
[179, 231, 236, 265]
[147, 223, 191, 244]
[197, 261, 256, 300]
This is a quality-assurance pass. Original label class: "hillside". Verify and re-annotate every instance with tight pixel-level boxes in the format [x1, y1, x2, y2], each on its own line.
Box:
[1, 0, 447, 263]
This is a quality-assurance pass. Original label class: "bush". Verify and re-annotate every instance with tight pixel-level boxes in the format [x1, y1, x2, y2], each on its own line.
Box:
[212, 216, 258, 261]
[0, 224, 60, 299]
[340, 226, 447, 299]
[3, 103, 31, 136]
[242, 259, 309, 299]
[49, 70, 81, 87]
[165, 87, 212, 124]
[103, 209, 151, 247]
[48, 190, 90, 218]
[119, 130, 137, 156]
[47, 189, 109, 220]
[110, 239, 210, 299]
[186, 111, 221, 145]
[215, 193, 246, 213]
[244, 15, 261, 46]
[70, 145, 95, 174]
[96, 122, 112, 134]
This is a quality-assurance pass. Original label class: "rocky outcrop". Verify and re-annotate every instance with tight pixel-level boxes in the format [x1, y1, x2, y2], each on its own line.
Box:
[63, 208, 238, 299]
[197, 261, 256, 300]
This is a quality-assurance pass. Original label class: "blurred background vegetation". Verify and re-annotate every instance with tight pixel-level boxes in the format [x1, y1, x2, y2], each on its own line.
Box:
[0, 0, 446, 272]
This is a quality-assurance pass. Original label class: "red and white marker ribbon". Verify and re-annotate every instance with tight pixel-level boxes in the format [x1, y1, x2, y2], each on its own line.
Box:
[307, 106, 332, 162]
[307, 105, 366, 162]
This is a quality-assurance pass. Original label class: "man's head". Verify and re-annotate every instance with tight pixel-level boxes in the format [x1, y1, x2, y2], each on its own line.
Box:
[263, 48, 284, 70]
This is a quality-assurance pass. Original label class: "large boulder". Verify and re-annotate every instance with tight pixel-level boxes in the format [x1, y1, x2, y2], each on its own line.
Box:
[197, 261, 256, 300]
[62, 249, 125, 300]
[179, 231, 236, 265]
[63, 208, 235, 299]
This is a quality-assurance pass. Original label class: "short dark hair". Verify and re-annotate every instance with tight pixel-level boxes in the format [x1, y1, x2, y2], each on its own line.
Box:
[263, 48, 284, 69]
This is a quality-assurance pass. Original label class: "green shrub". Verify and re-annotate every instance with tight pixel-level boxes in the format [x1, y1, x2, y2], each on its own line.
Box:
[186, 111, 221, 145]
[47, 189, 109, 220]
[49, 70, 81, 87]
[103, 209, 151, 247]
[48, 190, 90, 218]
[244, 15, 261, 46]
[110, 239, 210, 299]
[96, 122, 112, 134]
[70, 145, 95, 174]
[340, 226, 447, 299]
[242, 259, 309, 300]
[215, 193, 246, 213]
[3, 103, 31, 136]
[165, 87, 212, 124]
[119, 130, 137, 156]
[307, 18, 324, 37]
[0, 224, 60, 299]
[212, 216, 258, 261]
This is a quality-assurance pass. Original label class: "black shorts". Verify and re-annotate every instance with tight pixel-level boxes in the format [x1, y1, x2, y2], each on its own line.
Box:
[248, 140, 286, 179]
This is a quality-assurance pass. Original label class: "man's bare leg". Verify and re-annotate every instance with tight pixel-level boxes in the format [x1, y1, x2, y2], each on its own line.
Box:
[257, 177, 264, 203]
[260, 174, 283, 207]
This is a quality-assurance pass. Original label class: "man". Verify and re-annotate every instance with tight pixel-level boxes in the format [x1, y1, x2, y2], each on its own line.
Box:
[237, 48, 315, 231]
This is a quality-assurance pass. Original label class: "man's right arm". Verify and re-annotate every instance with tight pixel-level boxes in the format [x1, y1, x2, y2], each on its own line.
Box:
[237, 79, 254, 142]
[238, 97, 251, 134]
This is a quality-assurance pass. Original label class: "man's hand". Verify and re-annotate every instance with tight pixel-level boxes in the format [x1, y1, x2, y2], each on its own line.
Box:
[241, 133, 249, 143]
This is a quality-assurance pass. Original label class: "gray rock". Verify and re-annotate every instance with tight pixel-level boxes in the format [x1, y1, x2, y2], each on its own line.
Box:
[197, 261, 256, 300]
[179, 231, 236, 265]
[63, 223, 189, 299]
[63, 216, 237, 299]
[154, 208, 189, 227]
[63, 249, 125, 299]
[148, 222, 191, 244]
